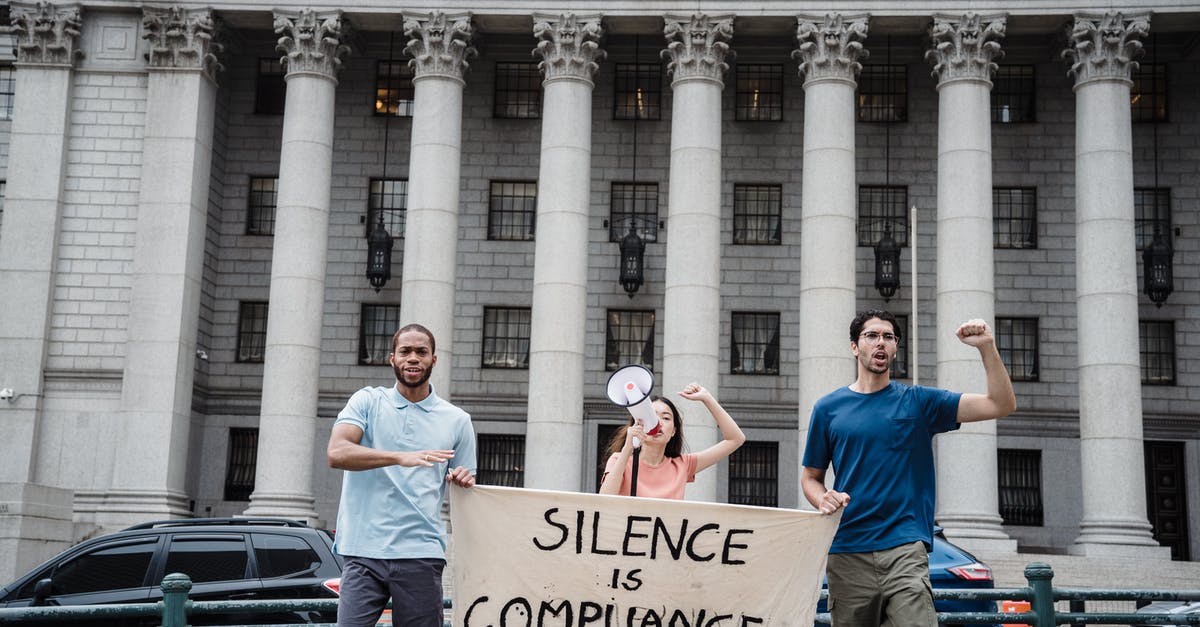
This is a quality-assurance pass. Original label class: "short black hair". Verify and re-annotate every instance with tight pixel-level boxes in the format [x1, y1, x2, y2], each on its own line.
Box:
[392, 323, 436, 354]
[850, 309, 901, 342]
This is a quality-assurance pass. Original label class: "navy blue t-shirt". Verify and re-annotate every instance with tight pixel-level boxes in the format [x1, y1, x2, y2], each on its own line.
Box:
[802, 381, 961, 554]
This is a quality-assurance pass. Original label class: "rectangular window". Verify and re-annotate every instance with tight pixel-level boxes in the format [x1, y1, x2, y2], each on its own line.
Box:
[731, 312, 780, 375]
[367, 179, 407, 238]
[857, 185, 908, 246]
[254, 58, 286, 115]
[1131, 63, 1168, 123]
[482, 307, 531, 369]
[735, 64, 784, 122]
[165, 537, 250, 584]
[359, 304, 400, 366]
[236, 301, 268, 363]
[606, 310, 655, 371]
[224, 428, 258, 501]
[1134, 188, 1171, 251]
[0, 180, 6, 234]
[857, 65, 907, 122]
[729, 441, 779, 507]
[1140, 320, 1175, 385]
[998, 449, 1043, 526]
[996, 317, 1039, 382]
[374, 60, 414, 117]
[733, 184, 783, 245]
[488, 181, 537, 241]
[890, 314, 909, 379]
[477, 434, 525, 487]
[993, 187, 1038, 249]
[494, 62, 541, 119]
[991, 65, 1036, 123]
[246, 177, 278, 236]
[0, 65, 14, 120]
[610, 182, 659, 242]
[614, 63, 662, 120]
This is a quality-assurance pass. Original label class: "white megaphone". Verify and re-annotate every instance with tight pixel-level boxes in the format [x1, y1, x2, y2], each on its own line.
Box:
[605, 364, 660, 447]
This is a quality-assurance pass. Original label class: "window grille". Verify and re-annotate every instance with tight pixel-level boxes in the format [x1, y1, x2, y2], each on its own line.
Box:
[606, 310, 655, 371]
[997, 317, 1039, 381]
[482, 307, 531, 369]
[998, 448, 1043, 526]
[857, 185, 908, 246]
[0, 66, 14, 120]
[733, 184, 782, 245]
[488, 181, 537, 241]
[614, 63, 662, 120]
[729, 441, 779, 507]
[367, 179, 407, 238]
[857, 65, 907, 122]
[359, 304, 401, 366]
[610, 183, 659, 242]
[1134, 188, 1171, 251]
[991, 65, 1036, 123]
[224, 428, 259, 501]
[1139, 320, 1175, 385]
[477, 434, 525, 487]
[494, 62, 541, 119]
[246, 177, 278, 236]
[236, 302, 268, 363]
[731, 312, 780, 375]
[890, 314, 909, 379]
[993, 187, 1038, 249]
[254, 58, 286, 115]
[735, 64, 784, 121]
[374, 60, 414, 117]
[1131, 63, 1168, 123]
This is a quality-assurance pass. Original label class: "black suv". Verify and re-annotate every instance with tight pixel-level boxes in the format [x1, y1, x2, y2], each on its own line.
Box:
[0, 518, 343, 625]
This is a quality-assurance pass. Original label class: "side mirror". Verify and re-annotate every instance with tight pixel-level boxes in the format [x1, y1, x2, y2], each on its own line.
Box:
[31, 578, 54, 606]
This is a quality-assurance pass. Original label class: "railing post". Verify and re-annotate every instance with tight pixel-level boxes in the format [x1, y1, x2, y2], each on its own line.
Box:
[1024, 562, 1056, 627]
[161, 573, 192, 627]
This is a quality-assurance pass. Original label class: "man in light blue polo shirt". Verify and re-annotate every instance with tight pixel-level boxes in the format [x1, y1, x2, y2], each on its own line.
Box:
[328, 323, 476, 627]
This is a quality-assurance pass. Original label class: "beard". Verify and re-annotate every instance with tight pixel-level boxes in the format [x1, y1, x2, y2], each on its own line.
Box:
[393, 361, 434, 389]
[860, 350, 893, 375]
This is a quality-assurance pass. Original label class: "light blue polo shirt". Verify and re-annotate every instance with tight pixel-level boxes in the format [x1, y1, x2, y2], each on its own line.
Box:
[332, 384, 477, 560]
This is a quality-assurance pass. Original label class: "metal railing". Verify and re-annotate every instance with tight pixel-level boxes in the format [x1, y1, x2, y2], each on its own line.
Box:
[1, 563, 1197, 626]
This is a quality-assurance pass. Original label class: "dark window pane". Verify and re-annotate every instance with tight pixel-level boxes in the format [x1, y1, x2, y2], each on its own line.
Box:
[482, 307, 531, 369]
[997, 317, 1039, 382]
[224, 428, 258, 501]
[255, 58, 286, 115]
[0, 65, 14, 120]
[998, 449, 1043, 526]
[495, 62, 541, 119]
[858, 65, 907, 122]
[488, 181, 537, 241]
[993, 187, 1038, 249]
[991, 65, 1036, 123]
[731, 312, 780, 375]
[733, 184, 782, 245]
[477, 434, 525, 487]
[247, 177, 278, 236]
[165, 536, 249, 583]
[614, 63, 661, 120]
[360, 304, 401, 366]
[236, 302, 269, 363]
[252, 533, 321, 579]
[729, 441, 778, 507]
[367, 179, 407, 238]
[52, 540, 157, 594]
[857, 185, 908, 246]
[605, 310, 654, 371]
[1131, 63, 1168, 123]
[890, 315, 909, 379]
[1140, 320, 1175, 385]
[610, 183, 658, 242]
[735, 64, 784, 121]
[1134, 188, 1171, 251]
[375, 60, 414, 117]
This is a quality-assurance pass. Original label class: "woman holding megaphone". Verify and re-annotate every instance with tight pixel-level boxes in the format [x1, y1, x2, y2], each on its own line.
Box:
[599, 383, 745, 499]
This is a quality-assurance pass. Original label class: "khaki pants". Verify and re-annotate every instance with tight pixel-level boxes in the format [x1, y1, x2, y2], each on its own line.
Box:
[826, 541, 936, 627]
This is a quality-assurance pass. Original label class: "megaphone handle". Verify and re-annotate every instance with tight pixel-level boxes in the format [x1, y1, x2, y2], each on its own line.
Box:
[630, 446, 640, 497]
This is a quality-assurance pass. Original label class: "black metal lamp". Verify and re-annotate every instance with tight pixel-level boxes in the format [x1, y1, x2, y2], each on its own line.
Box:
[874, 222, 900, 301]
[1143, 225, 1173, 307]
[619, 223, 645, 297]
[366, 211, 393, 292]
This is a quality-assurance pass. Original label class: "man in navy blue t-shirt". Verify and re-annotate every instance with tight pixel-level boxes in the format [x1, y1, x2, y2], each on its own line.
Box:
[802, 309, 1016, 627]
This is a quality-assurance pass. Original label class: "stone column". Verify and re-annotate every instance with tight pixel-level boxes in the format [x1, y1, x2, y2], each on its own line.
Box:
[100, 6, 223, 525]
[0, 0, 80, 582]
[1063, 12, 1168, 558]
[399, 12, 474, 396]
[925, 13, 1016, 553]
[661, 14, 733, 501]
[793, 14, 868, 496]
[244, 9, 349, 522]
[523, 14, 605, 491]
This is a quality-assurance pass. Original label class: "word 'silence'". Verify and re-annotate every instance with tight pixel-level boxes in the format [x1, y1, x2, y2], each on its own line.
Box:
[531, 508, 753, 565]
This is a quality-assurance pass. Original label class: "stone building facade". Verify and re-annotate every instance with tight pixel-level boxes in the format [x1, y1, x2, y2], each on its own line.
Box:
[1, 0, 1198, 581]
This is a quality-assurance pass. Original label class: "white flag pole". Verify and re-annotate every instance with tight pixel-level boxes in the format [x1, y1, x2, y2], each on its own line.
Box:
[910, 204, 919, 386]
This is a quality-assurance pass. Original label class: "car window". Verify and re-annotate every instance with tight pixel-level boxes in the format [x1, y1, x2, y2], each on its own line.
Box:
[164, 535, 249, 583]
[44, 538, 158, 596]
[252, 533, 321, 578]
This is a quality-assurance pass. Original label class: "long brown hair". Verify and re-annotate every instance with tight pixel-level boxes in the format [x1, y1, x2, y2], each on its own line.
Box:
[603, 395, 685, 459]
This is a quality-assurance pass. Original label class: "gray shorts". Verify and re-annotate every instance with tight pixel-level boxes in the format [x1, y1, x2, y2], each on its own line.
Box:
[826, 540, 936, 627]
[337, 556, 445, 627]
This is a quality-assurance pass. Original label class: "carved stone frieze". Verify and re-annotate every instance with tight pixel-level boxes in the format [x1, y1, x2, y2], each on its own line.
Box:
[532, 13, 605, 84]
[10, 1, 84, 67]
[662, 14, 734, 85]
[1062, 12, 1150, 86]
[143, 6, 223, 79]
[403, 11, 475, 81]
[793, 14, 869, 84]
[926, 13, 1006, 85]
[274, 9, 351, 80]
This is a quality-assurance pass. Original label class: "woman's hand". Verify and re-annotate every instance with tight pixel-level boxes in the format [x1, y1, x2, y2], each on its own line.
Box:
[624, 419, 646, 450]
[678, 382, 713, 403]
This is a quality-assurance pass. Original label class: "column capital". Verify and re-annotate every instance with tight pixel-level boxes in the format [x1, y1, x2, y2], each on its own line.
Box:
[794, 14, 869, 85]
[532, 13, 606, 85]
[926, 13, 1006, 86]
[10, 1, 84, 67]
[1062, 11, 1150, 87]
[143, 6, 224, 79]
[273, 9, 351, 81]
[403, 11, 476, 83]
[662, 14, 734, 86]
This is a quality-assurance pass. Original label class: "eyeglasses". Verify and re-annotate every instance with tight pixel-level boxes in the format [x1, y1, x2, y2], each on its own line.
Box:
[859, 331, 899, 344]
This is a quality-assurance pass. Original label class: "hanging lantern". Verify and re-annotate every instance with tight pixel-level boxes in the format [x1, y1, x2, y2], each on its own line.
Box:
[874, 222, 901, 302]
[619, 223, 645, 297]
[1143, 225, 1173, 307]
[366, 212, 393, 292]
